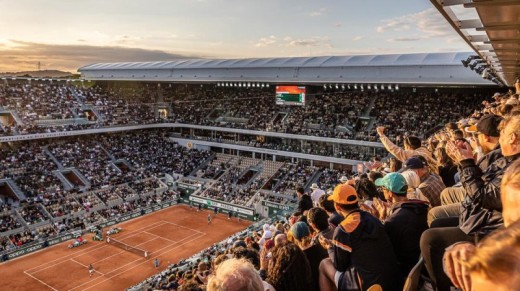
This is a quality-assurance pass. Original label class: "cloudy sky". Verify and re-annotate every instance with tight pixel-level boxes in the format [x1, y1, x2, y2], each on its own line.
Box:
[0, 0, 474, 73]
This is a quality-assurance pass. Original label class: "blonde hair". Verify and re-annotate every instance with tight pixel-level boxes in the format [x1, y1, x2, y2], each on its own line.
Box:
[207, 258, 264, 291]
[466, 220, 520, 286]
[501, 159, 520, 226]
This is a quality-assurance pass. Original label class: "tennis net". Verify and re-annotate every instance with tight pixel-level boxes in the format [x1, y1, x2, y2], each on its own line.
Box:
[106, 237, 149, 258]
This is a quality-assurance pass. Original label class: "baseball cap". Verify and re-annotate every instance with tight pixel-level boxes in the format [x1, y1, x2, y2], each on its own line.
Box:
[374, 173, 408, 195]
[310, 183, 319, 190]
[290, 222, 310, 240]
[327, 184, 358, 205]
[404, 157, 426, 170]
[465, 114, 502, 137]
[339, 176, 349, 183]
[263, 230, 272, 239]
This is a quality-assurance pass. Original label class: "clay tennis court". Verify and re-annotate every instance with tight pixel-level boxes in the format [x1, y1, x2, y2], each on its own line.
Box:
[0, 205, 250, 291]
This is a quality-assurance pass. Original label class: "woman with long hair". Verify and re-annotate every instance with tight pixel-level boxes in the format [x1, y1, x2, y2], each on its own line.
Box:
[266, 242, 312, 291]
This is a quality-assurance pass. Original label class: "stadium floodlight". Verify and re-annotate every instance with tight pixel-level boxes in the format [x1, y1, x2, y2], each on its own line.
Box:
[360, 84, 364, 90]
[395, 84, 399, 90]
[347, 84, 351, 89]
[367, 84, 371, 90]
[374, 85, 378, 90]
[461, 55, 479, 67]
[341, 85, 345, 90]
[354, 84, 358, 90]
[323, 84, 327, 90]
[261, 83, 265, 88]
[266, 84, 270, 88]
[335, 84, 339, 89]
[256, 83, 260, 87]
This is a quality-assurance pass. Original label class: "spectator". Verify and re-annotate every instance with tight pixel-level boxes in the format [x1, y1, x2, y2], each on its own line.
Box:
[310, 183, 325, 207]
[318, 195, 343, 228]
[264, 243, 312, 291]
[376, 126, 438, 173]
[293, 186, 313, 218]
[404, 156, 446, 207]
[374, 172, 429, 282]
[207, 258, 264, 291]
[319, 184, 400, 291]
[291, 222, 328, 291]
[421, 114, 520, 291]
[307, 207, 335, 245]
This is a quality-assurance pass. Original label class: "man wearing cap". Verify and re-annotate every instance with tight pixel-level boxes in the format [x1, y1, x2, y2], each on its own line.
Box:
[318, 184, 399, 291]
[404, 156, 445, 207]
[421, 114, 520, 291]
[428, 114, 504, 224]
[310, 183, 326, 207]
[375, 173, 429, 281]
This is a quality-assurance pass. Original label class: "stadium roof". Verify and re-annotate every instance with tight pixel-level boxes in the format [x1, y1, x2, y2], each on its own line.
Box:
[431, 0, 519, 87]
[79, 52, 497, 86]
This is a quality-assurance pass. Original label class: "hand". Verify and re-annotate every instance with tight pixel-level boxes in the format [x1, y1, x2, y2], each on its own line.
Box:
[446, 141, 474, 163]
[318, 234, 331, 249]
[259, 248, 271, 271]
[467, 136, 480, 154]
[376, 126, 385, 136]
[443, 242, 475, 291]
[372, 198, 390, 220]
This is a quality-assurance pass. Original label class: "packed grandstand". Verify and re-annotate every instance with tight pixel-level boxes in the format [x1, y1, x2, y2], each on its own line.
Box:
[2, 3, 520, 291]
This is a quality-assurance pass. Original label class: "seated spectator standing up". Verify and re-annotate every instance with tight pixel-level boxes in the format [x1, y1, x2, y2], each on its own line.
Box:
[421, 114, 520, 291]
[310, 183, 326, 207]
[404, 156, 446, 207]
[293, 186, 313, 223]
[374, 173, 429, 282]
[376, 126, 438, 174]
[319, 184, 400, 291]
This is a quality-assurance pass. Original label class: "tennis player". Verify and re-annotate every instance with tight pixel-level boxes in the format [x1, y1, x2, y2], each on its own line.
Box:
[88, 264, 94, 277]
[207, 214, 212, 224]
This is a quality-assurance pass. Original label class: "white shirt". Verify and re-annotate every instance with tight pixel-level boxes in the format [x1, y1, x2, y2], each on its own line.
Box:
[311, 189, 326, 206]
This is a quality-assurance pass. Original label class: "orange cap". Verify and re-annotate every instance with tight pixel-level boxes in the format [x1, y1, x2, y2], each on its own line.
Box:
[327, 184, 358, 205]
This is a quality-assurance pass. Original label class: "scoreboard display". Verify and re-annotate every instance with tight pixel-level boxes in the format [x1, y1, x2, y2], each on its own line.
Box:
[275, 86, 306, 105]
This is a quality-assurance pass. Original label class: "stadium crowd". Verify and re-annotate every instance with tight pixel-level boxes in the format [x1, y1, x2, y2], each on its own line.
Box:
[136, 85, 520, 291]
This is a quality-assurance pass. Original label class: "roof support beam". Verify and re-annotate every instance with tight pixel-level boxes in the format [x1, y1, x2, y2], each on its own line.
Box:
[464, 0, 520, 8]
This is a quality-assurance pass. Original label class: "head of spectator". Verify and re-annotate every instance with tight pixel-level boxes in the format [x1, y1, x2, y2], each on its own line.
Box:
[207, 258, 264, 291]
[375, 172, 408, 203]
[318, 194, 335, 214]
[389, 157, 403, 172]
[498, 115, 520, 157]
[434, 145, 453, 166]
[231, 247, 260, 269]
[466, 114, 502, 154]
[453, 129, 465, 140]
[445, 122, 458, 137]
[266, 243, 312, 291]
[368, 171, 383, 182]
[310, 183, 319, 191]
[466, 220, 520, 291]
[355, 177, 381, 201]
[232, 240, 247, 249]
[501, 158, 520, 227]
[306, 207, 330, 233]
[296, 187, 305, 198]
[404, 136, 422, 151]
[339, 176, 349, 183]
[274, 233, 287, 246]
[290, 222, 312, 249]
[327, 184, 359, 216]
[404, 156, 428, 179]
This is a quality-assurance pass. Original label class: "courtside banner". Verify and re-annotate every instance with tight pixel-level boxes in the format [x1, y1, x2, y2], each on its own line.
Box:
[47, 234, 73, 246]
[189, 195, 254, 217]
[261, 200, 295, 216]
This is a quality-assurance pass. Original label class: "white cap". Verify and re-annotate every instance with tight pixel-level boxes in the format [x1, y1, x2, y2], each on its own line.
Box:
[263, 224, 270, 231]
[263, 230, 273, 239]
[310, 183, 319, 190]
[339, 176, 349, 183]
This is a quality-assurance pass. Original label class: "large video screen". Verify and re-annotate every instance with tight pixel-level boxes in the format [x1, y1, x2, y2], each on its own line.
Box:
[275, 85, 306, 106]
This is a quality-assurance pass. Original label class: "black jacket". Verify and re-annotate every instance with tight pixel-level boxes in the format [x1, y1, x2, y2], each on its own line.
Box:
[459, 152, 519, 235]
[384, 200, 429, 279]
[294, 194, 313, 216]
[329, 210, 400, 291]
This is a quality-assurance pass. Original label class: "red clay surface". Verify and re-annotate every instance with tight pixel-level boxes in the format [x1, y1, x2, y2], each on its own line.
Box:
[0, 205, 250, 291]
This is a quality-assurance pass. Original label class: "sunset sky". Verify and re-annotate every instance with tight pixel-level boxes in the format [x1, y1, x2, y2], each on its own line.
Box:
[0, 0, 477, 73]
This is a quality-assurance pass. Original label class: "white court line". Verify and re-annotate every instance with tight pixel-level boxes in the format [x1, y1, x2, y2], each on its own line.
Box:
[70, 258, 105, 275]
[161, 220, 205, 234]
[143, 231, 177, 243]
[23, 271, 58, 291]
[25, 220, 167, 274]
[68, 231, 205, 291]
